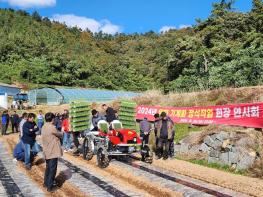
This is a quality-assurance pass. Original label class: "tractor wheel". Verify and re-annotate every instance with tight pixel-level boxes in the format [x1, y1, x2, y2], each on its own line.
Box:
[97, 148, 110, 168]
[82, 138, 93, 160]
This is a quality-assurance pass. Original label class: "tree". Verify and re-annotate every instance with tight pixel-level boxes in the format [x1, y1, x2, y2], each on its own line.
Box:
[32, 11, 41, 22]
[211, 0, 235, 17]
[251, 0, 263, 32]
[252, 0, 263, 11]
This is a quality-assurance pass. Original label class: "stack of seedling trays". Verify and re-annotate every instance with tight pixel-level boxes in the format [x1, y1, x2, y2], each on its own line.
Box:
[70, 101, 90, 132]
[119, 101, 137, 130]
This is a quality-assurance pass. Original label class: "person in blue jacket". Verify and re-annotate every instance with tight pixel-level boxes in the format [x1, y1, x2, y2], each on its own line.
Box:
[1, 110, 10, 135]
[21, 113, 41, 170]
[13, 140, 39, 161]
[13, 140, 25, 161]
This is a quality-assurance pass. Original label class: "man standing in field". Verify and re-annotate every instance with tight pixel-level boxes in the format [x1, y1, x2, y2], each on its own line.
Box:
[1, 110, 9, 135]
[21, 113, 41, 170]
[11, 111, 20, 133]
[156, 112, 174, 160]
[140, 117, 151, 145]
[37, 110, 44, 134]
[42, 112, 63, 193]
[19, 112, 27, 138]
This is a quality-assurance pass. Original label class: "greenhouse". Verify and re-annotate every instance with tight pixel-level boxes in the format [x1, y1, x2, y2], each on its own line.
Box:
[28, 87, 139, 105]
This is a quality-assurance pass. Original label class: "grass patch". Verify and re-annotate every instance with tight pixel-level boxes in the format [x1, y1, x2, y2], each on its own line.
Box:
[178, 158, 247, 176]
[174, 124, 200, 143]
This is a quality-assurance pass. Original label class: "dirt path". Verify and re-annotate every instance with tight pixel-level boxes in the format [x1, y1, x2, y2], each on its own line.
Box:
[152, 159, 263, 197]
[1, 134, 179, 197]
[1, 135, 88, 197]
[62, 152, 180, 197]
[2, 133, 263, 197]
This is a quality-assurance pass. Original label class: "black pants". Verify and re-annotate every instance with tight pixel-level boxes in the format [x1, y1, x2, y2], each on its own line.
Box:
[157, 138, 170, 159]
[169, 140, 174, 157]
[141, 133, 149, 146]
[12, 123, 19, 133]
[44, 158, 58, 189]
[72, 132, 80, 148]
[1, 124, 8, 135]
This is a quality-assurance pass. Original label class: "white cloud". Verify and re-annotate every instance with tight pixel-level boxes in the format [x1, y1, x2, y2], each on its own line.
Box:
[179, 24, 191, 29]
[52, 14, 100, 33]
[160, 24, 192, 33]
[159, 26, 176, 33]
[2, 0, 56, 8]
[100, 20, 121, 34]
[52, 14, 122, 34]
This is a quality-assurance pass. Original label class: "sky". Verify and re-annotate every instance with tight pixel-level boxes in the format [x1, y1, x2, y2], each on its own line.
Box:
[0, 0, 253, 34]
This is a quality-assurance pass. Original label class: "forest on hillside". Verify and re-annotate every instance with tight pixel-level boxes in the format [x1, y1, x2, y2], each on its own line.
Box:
[0, 0, 262, 92]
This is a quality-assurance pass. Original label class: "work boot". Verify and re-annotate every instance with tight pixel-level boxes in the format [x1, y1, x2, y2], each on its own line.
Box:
[43, 181, 59, 188]
[47, 186, 59, 193]
[163, 151, 168, 160]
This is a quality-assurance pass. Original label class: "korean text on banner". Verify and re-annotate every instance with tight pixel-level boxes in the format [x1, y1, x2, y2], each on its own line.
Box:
[136, 103, 263, 128]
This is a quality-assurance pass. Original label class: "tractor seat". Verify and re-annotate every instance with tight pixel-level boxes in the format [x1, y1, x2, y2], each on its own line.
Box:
[98, 120, 110, 134]
[111, 120, 123, 130]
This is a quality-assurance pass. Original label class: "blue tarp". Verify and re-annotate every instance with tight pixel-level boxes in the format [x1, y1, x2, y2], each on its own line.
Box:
[0, 85, 20, 96]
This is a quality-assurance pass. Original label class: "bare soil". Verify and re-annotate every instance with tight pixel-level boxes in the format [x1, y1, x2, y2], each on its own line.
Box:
[0, 134, 88, 197]
[1, 134, 181, 197]
[63, 153, 181, 197]
[152, 158, 263, 197]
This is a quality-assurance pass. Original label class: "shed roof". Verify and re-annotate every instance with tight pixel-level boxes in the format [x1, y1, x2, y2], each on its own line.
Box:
[28, 87, 139, 105]
[56, 88, 139, 103]
[0, 83, 20, 89]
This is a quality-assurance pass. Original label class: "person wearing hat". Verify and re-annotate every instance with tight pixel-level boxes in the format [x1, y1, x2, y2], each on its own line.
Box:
[155, 112, 174, 160]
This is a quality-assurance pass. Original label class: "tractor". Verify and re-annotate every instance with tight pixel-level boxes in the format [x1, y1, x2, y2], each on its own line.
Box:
[82, 120, 153, 168]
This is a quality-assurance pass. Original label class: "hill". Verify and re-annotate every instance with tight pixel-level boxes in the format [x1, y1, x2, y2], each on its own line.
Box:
[0, 0, 262, 92]
[133, 86, 263, 107]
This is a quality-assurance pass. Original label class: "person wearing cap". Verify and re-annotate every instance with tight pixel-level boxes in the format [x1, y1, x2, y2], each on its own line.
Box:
[155, 112, 174, 160]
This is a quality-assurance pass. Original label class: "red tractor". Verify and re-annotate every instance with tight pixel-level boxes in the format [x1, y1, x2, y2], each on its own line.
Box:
[82, 120, 153, 168]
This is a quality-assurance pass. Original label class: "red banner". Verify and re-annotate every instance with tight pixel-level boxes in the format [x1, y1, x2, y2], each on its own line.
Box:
[136, 102, 263, 128]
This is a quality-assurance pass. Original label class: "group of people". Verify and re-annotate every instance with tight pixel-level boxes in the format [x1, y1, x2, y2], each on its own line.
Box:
[139, 112, 175, 160]
[11, 104, 118, 193]
[1, 110, 46, 136]
[12, 111, 65, 192]
[8, 103, 175, 192]
[1, 110, 21, 135]
[61, 104, 118, 155]
[11, 100, 24, 110]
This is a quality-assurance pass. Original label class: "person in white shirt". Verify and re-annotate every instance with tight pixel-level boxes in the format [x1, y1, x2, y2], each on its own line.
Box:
[37, 110, 44, 134]
[19, 112, 28, 138]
